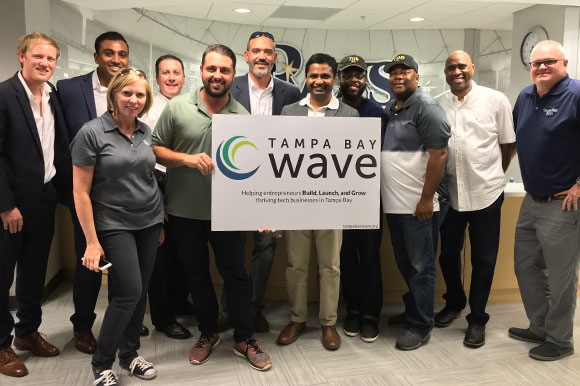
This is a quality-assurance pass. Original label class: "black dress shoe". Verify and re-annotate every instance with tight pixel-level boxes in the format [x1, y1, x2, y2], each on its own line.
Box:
[464, 324, 485, 348]
[156, 323, 192, 340]
[434, 307, 462, 328]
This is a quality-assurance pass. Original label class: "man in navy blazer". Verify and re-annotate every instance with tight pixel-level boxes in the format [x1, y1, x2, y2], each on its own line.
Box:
[230, 32, 301, 116]
[0, 33, 72, 378]
[223, 31, 301, 333]
[56, 31, 130, 354]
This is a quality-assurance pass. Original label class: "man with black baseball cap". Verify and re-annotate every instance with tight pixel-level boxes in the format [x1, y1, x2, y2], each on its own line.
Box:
[384, 54, 419, 73]
[381, 54, 451, 350]
[337, 54, 385, 343]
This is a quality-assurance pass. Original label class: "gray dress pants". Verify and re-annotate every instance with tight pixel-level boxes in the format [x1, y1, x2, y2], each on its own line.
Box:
[514, 195, 580, 347]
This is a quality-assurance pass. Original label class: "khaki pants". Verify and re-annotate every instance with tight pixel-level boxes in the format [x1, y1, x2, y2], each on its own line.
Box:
[285, 229, 342, 326]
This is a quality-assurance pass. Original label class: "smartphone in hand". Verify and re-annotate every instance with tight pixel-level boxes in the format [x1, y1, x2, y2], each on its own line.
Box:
[81, 257, 112, 271]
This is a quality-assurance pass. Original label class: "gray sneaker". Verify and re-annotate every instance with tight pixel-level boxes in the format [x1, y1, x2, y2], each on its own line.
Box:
[508, 327, 545, 343]
[529, 342, 573, 361]
[396, 330, 430, 350]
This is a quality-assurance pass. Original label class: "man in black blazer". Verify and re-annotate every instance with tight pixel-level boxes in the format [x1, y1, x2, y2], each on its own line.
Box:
[0, 33, 71, 378]
[224, 31, 301, 332]
[56, 31, 131, 354]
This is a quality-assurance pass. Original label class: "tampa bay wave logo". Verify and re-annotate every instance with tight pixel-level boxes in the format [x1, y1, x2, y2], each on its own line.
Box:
[216, 136, 260, 180]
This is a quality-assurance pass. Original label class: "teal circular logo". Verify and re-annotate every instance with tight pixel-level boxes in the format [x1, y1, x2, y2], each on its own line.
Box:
[216, 136, 260, 180]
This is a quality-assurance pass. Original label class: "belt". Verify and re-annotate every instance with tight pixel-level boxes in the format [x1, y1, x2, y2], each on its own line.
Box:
[529, 194, 565, 203]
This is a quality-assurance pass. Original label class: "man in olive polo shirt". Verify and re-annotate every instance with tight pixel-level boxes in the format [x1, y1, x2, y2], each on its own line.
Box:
[152, 44, 271, 372]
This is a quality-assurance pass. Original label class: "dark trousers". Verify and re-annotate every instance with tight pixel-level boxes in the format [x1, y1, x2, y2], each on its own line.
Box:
[387, 212, 440, 335]
[0, 183, 56, 348]
[168, 215, 253, 343]
[92, 224, 160, 370]
[439, 193, 504, 325]
[340, 217, 383, 320]
[148, 228, 189, 329]
[69, 205, 103, 332]
[221, 231, 277, 313]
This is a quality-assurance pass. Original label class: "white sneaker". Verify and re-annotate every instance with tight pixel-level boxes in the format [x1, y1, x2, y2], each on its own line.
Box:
[121, 356, 157, 380]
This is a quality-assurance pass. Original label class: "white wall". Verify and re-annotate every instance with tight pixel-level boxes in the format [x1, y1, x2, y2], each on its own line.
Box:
[507, 4, 580, 183]
[509, 5, 566, 104]
[0, 0, 26, 80]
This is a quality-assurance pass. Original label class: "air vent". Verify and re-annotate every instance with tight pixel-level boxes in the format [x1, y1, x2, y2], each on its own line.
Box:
[269, 6, 341, 21]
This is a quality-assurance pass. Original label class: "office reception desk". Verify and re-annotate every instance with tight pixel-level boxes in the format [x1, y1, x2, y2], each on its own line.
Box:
[49, 183, 548, 304]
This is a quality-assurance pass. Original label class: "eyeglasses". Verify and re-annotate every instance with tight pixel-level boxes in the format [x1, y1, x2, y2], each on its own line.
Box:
[529, 59, 564, 69]
[249, 31, 275, 42]
[119, 68, 147, 79]
[340, 72, 366, 81]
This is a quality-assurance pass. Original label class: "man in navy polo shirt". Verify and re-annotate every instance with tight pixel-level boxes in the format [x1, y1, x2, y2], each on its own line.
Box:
[510, 40, 580, 361]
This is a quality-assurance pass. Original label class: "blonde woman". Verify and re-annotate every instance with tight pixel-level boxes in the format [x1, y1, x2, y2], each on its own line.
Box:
[70, 68, 163, 385]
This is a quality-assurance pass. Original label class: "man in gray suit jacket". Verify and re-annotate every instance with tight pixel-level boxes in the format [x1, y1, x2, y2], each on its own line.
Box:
[276, 53, 358, 351]
[223, 32, 301, 333]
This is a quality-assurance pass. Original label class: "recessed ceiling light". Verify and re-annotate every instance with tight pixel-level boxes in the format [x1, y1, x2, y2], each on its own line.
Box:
[234, 8, 251, 14]
[409, 17, 425, 22]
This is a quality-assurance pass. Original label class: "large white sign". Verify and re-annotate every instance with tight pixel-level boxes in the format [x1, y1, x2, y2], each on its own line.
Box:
[211, 115, 381, 231]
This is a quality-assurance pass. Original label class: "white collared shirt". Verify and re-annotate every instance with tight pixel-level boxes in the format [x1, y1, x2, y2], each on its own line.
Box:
[435, 82, 515, 211]
[92, 70, 108, 116]
[141, 93, 170, 172]
[18, 71, 56, 183]
[248, 75, 273, 116]
[298, 93, 339, 116]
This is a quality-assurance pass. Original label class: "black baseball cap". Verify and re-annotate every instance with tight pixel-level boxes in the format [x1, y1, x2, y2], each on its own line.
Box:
[385, 54, 418, 73]
[338, 55, 367, 72]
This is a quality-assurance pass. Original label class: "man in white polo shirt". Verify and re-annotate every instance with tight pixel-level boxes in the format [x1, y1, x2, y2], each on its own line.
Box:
[434, 51, 515, 348]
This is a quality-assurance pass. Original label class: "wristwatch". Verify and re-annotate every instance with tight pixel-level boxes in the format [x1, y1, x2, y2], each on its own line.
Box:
[577, 176, 580, 186]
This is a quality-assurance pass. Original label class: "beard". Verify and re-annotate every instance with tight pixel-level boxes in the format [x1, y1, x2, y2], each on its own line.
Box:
[249, 61, 273, 78]
[202, 78, 231, 98]
[340, 82, 365, 101]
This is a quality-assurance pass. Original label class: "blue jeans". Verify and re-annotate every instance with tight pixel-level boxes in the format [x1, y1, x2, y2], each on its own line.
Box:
[386, 212, 439, 335]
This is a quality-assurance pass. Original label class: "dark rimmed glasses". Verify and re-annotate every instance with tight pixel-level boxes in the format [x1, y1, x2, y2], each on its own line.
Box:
[249, 31, 275, 42]
[529, 59, 565, 69]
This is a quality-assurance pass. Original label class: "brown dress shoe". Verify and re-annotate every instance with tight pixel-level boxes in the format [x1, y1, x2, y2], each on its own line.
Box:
[253, 310, 270, 333]
[321, 325, 341, 350]
[0, 347, 28, 377]
[140, 324, 150, 337]
[74, 331, 97, 354]
[277, 321, 306, 345]
[13, 332, 60, 357]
